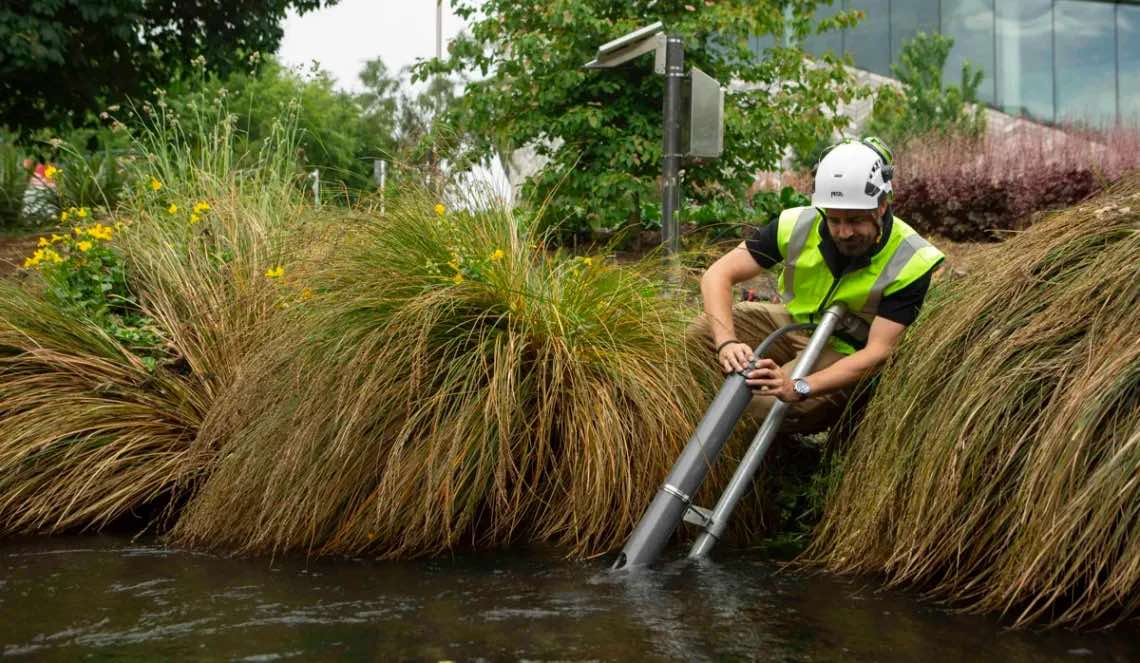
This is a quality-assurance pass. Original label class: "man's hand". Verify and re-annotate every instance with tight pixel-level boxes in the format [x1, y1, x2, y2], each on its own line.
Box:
[717, 342, 753, 373]
[746, 358, 802, 402]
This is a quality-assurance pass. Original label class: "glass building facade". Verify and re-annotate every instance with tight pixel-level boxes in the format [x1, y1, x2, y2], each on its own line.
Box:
[798, 0, 1140, 126]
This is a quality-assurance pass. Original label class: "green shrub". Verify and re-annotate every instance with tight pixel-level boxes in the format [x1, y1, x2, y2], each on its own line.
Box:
[753, 186, 811, 226]
[868, 32, 986, 146]
[22, 215, 165, 368]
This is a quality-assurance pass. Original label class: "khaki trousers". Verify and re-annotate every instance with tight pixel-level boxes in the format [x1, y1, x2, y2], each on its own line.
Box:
[689, 302, 852, 434]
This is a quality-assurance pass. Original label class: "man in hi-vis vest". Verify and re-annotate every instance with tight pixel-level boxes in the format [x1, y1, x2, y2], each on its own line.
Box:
[695, 137, 945, 432]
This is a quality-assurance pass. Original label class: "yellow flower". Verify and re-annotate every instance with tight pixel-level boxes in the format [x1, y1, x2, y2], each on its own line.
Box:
[189, 213, 201, 224]
[434, 203, 446, 216]
[77, 241, 92, 252]
[150, 177, 162, 191]
[192, 201, 210, 214]
[301, 287, 314, 300]
[50, 234, 65, 243]
[167, 203, 178, 215]
[43, 164, 59, 180]
[37, 237, 50, 247]
[74, 226, 86, 236]
[23, 254, 40, 268]
[43, 248, 62, 263]
[76, 207, 88, 219]
[452, 272, 464, 285]
[59, 210, 70, 222]
[85, 224, 113, 241]
[447, 259, 460, 271]
[582, 256, 594, 267]
[489, 249, 505, 262]
[265, 266, 285, 279]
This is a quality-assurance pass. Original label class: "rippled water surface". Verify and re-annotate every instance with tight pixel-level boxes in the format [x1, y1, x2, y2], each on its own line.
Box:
[2, 535, 1137, 661]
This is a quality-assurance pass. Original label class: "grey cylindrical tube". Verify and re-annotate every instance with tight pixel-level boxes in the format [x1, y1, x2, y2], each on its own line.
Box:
[611, 372, 752, 570]
[688, 303, 848, 559]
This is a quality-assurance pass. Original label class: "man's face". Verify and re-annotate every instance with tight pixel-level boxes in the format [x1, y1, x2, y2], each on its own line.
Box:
[823, 200, 888, 256]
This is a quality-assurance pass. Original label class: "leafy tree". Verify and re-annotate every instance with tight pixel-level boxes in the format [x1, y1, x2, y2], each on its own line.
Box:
[0, 1, 335, 132]
[357, 57, 461, 185]
[418, 0, 863, 235]
[867, 32, 986, 146]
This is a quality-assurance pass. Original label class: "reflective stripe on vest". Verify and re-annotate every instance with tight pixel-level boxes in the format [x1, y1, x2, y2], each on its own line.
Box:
[861, 233, 932, 316]
[779, 207, 818, 306]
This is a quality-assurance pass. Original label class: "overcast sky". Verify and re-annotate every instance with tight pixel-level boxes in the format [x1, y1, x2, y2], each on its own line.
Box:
[277, 0, 472, 92]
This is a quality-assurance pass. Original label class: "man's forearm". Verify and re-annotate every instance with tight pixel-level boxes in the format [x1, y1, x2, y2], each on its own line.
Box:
[800, 346, 889, 397]
[699, 271, 740, 346]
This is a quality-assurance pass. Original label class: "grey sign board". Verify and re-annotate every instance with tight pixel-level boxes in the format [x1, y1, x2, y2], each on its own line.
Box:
[681, 66, 724, 159]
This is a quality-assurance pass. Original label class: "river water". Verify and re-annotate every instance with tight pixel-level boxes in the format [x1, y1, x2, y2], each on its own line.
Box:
[1, 535, 1136, 661]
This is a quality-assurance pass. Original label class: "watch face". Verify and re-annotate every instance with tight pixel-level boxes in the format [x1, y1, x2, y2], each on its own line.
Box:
[793, 379, 810, 395]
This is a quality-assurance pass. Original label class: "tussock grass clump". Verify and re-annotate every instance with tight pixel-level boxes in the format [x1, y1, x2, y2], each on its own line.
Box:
[169, 190, 724, 558]
[0, 282, 202, 532]
[808, 176, 1140, 628]
[118, 104, 311, 399]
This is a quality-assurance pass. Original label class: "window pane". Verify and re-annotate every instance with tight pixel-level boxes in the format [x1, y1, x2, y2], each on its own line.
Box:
[1120, 6, 1140, 125]
[751, 33, 777, 60]
[805, 1, 844, 57]
[942, 0, 996, 105]
[995, 0, 1054, 122]
[845, 0, 891, 76]
[1055, 1, 1116, 126]
[891, 0, 941, 65]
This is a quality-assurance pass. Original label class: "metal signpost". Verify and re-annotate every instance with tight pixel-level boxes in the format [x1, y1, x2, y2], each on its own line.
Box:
[583, 22, 724, 262]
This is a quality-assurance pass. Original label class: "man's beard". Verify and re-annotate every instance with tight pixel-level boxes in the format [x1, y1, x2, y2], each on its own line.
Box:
[835, 235, 877, 256]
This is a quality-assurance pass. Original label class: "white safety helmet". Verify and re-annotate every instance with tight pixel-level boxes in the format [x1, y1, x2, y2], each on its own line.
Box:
[810, 139, 894, 210]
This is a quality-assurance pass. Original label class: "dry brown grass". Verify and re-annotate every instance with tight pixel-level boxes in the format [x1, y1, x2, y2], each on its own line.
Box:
[166, 191, 753, 559]
[807, 174, 1140, 628]
[0, 282, 203, 532]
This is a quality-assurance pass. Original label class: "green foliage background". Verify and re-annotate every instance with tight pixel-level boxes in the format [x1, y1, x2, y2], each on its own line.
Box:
[0, 1, 335, 132]
[166, 59, 387, 195]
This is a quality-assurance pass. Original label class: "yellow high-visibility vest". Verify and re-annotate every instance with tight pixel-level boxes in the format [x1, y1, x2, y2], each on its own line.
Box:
[775, 206, 945, 355]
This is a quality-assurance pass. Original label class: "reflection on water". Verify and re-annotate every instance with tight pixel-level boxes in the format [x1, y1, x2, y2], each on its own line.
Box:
[1, 535, 1136, 660]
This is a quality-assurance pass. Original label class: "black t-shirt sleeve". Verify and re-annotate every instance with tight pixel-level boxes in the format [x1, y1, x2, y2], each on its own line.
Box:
[745, 221, 782, 268]
[876, 264, 940, 326]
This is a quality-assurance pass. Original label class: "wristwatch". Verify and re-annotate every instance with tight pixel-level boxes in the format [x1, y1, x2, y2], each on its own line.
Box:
[792, 378, 812, 399]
